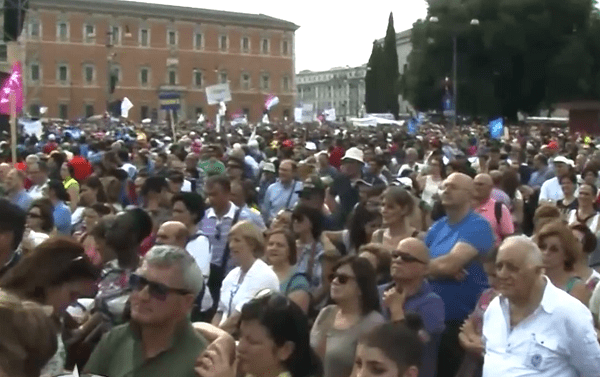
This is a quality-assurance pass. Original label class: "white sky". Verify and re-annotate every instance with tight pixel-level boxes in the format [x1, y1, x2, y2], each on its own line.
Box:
[131, 0, 429, 73]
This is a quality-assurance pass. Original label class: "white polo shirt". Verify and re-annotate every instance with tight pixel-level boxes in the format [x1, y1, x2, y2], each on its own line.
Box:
[218, 258, 279, 325]
[482, 277, 600, 377]
[539, 177, 563, 203]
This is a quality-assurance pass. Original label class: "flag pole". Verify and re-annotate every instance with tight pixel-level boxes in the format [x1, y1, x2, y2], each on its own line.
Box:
[10, 91, 17, 165]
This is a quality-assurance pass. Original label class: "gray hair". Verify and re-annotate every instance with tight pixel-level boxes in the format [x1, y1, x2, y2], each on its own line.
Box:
[143, 245, 204, 297]
[500, 235, 543, 267]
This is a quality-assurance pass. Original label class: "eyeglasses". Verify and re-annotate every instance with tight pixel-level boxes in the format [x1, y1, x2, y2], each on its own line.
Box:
[391, 250, 427, 265]
[328, 272, 356, 284]
[129, 273, 190, 301]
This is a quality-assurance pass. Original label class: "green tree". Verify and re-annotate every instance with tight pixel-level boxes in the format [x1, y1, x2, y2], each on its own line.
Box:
[365, 12, 400, 117]
[383, 12, 400, 117]
[365, 41, 384, 113]
[402, 0, 600, 120]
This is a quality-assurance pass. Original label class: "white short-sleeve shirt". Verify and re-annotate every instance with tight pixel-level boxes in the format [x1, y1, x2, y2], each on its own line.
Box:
[218, 258, 280, 325]
[482, 277, 600, 377]
[186, 233, 212, 311]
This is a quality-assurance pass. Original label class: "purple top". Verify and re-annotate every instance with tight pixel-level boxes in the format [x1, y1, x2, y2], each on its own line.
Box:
[379, 281, 445, 377]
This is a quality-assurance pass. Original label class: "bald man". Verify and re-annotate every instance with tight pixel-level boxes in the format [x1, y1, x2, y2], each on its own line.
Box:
[156, 221, 189, 249]
[483, 236, 600, 376]
[424, 173, 495, 377]
[474, 174, 514, 246]
[380, 237, 445, 377]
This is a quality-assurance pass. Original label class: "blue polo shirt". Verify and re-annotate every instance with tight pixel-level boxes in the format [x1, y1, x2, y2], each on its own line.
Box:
[425, 211, 494, 322]
[53, 201, 72, 235]
[379, 281, 445, 377]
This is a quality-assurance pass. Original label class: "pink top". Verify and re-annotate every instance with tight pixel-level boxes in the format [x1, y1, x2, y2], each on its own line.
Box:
[475, 197, 515, 247]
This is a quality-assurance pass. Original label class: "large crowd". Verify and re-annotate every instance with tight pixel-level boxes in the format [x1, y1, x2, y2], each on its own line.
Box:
[0, 119, 599, 377]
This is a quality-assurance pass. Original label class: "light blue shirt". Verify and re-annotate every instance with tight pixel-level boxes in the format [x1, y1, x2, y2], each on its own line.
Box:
[53, 201, 72, 235]
[261, 180, 302, 224]
[10, 190, 33, 211]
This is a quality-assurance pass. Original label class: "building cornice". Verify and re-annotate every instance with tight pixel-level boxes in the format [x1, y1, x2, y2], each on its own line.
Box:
[29, 0, 300, 32]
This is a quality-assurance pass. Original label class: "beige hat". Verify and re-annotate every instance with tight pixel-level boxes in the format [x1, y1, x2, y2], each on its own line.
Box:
[342, 147, 364, 164]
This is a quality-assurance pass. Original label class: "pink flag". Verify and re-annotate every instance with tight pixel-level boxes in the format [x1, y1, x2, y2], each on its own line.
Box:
[0, 62, 24, 115]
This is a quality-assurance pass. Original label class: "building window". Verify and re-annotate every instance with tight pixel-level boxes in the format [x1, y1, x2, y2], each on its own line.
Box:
[29, 104, 40, 117]
[282, 40, 289, 55]
[58, 104, 68, 120]
[241, 73, 251, 90]
[261, 38, 269, 54]
[168, 30, 177, 47]
[141, 105, 149, 120]
[84, 24, 95, 43]
[111, 66, 121, 89]
[168, 68, 177, 85]
[194, 33, 203, 50]
[261, 73, 270, 90]
[110, 26, 120, 45]
[219, 35, 228, 52]
[194, 70, 203, 87]
[241, 37, 250, 53]
[85, 104, 94, 118]
[57, 22, 68, 41]
[140, 28, 149, 47]
[57, 64, 68, 83]
[30, 21, 40, 38]
[0, 44, 6, 62]
[140, 67, 149, 86]
[195, 107, 203, 116]
[30, 62, 40, 81]
[83, 64, 95, 84]
[219, 71, 228, 84]
[282, 76, 290, 92]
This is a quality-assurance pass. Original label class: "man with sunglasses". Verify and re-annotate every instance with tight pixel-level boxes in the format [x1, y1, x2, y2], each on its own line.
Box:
[380, 237, 445, 377]
[85, 245, 208, 377]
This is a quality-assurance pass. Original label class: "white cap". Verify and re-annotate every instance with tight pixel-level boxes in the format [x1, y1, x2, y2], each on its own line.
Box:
[263, 162, 276, 173]
[305, 142, 317, 151]
[553, 156, 574, 167]
[48, 134, 56, 141]
[342, 147, 364, 164]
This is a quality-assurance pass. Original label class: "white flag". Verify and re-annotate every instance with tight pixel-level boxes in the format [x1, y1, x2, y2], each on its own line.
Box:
[121, 97, 134, 118]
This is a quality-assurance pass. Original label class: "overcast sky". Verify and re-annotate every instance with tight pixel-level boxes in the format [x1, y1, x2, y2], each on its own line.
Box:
[133, 0, 429, 73]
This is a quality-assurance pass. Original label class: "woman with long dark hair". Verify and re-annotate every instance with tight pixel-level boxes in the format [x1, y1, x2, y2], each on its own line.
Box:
[324, 206, 382, 255]
[310, 255, 384, 377]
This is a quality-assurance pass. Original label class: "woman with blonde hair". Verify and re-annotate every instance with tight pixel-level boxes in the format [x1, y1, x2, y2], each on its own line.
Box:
[536, 220, 591, 305]
[372, 186, 422, 250]
[212, 220, 280, 334]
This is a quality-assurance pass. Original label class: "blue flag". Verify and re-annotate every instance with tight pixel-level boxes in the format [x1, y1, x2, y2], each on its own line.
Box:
[408, 119, 417, 135]
[489, 117, 503, 139]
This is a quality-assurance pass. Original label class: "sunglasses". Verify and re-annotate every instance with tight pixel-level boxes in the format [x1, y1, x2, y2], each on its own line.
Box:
[129, 273, 190, 301]
[328, 272, 356, 284]
[391, 251, 427, 264]
[215, 223, 222, 241]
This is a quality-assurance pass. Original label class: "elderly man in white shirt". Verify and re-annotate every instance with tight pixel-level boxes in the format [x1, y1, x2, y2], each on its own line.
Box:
[483, 235, 600, 377]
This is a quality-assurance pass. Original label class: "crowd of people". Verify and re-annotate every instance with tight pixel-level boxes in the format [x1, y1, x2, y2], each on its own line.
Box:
[0, 120, 600, 377]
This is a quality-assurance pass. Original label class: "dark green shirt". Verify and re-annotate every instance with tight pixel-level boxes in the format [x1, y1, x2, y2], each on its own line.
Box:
[84, 321, 207, 377]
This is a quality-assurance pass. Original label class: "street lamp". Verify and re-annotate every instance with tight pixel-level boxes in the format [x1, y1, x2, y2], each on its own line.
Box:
[430, 16, 479, 128]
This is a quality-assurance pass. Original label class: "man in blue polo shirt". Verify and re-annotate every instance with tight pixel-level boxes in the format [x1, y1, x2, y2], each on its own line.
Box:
[425, 173, 494, 377]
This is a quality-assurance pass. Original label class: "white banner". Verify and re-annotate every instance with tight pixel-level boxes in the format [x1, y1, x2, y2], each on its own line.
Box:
[121, 97, 134, 118]
[323, 108, 336, 121]
[301, 104, 315, 123]
[205, 83, 232, 105]
[19, 119, 43, 138]
[294, 107, 303, 122]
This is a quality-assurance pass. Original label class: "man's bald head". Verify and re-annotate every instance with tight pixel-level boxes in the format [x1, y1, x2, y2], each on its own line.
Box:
[396, 237, 430, 264]
[156, 221, 189, 249]
[440, 173, 474, 209]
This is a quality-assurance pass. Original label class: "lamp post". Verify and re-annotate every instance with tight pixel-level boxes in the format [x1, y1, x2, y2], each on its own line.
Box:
[429, 16, 479, 128]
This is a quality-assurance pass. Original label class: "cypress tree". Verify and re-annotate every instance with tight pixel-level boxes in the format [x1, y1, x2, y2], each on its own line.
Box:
[382, 12, 400, 118]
